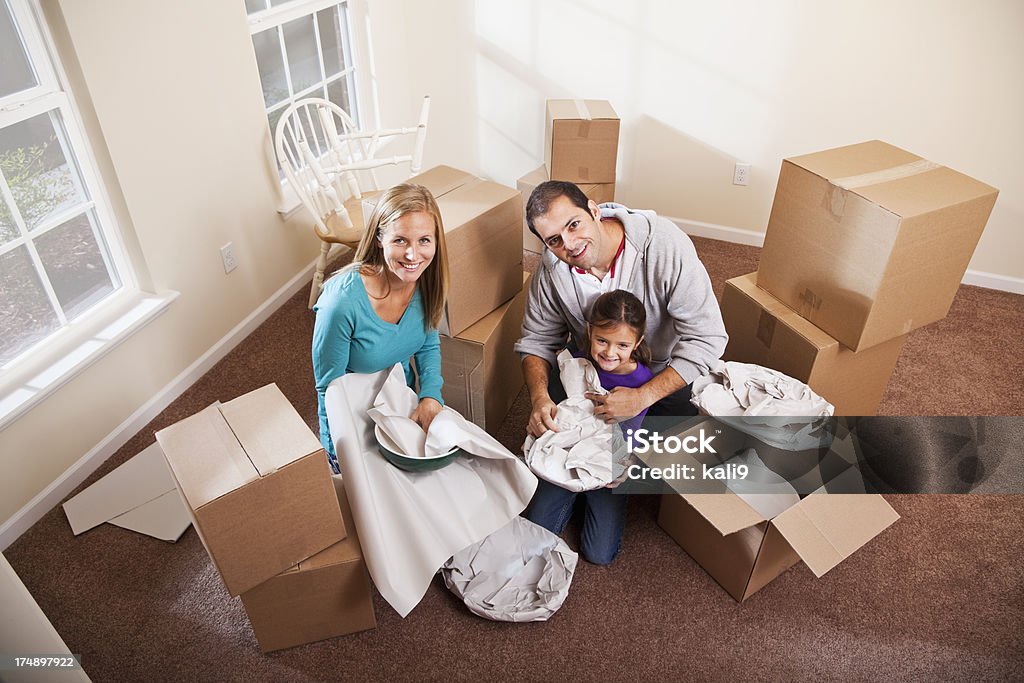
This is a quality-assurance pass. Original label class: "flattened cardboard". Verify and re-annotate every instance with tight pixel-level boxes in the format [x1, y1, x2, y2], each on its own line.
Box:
[363, 165, 523, 336]
[545, 99, 620, 183]
[62, 442, 179, 537]
[440, 273, 529, 431]
[108, 489, 191, 542]
[757, 140, 998, 351]
[156, 384, 346, 596]
[721, 273, 907, 415]
[240, 476, 375, 652]
[653, 419, 899, 601]
[517, 164, 615, 254]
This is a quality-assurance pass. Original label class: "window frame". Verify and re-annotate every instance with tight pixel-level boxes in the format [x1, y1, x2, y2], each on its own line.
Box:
[245, 0, 377, 214]
[0, 0, 172, 428]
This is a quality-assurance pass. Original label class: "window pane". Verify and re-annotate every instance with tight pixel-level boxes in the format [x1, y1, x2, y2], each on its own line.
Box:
[283, 14, 321, 94]
[327, 78, 352, 117]
[0, 0, 38, 99]
[252, 29, 288, 108]
[0, 244, 60, 364]
[244, 0, 266, 15]
[317, 7, 347, 76]
[0, 200, 18, 245]
[0, 110, 89, 231]
[34, 211, 118, 321]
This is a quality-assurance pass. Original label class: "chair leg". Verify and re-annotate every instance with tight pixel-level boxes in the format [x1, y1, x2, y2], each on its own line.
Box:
[309, 241, 333, 309]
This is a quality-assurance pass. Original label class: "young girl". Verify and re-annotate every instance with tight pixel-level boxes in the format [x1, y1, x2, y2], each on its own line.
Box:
[582, 289, 654, 434]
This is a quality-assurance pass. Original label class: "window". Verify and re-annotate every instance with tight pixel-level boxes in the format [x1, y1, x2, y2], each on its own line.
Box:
[246, 0, 361, 159]
[0, 0, 131, 367]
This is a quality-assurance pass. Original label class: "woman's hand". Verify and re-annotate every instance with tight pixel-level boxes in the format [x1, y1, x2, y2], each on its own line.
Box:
[411, 397, 443, 432]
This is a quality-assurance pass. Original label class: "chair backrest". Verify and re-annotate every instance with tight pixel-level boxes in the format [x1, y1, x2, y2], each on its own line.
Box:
[274, 97, 430, 244]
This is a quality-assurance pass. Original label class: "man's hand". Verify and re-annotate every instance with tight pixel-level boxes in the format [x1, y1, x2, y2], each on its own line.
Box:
[411, 397, 442, 432]
[528, 397, 560, 438]
[586, 386, 651, 424]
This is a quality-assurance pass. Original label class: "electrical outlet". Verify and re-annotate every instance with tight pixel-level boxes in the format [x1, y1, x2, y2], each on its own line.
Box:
[221, 242, 238, 273]
[733, 163, 751, 186]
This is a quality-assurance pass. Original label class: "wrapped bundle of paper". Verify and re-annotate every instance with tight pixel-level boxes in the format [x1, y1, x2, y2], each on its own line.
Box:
[691, 361, 834, 451]
[523, 350, 619, 491]
[325, 364, 537, 617]
[367, 374, 465, 458]
[442, 516, 578, 622]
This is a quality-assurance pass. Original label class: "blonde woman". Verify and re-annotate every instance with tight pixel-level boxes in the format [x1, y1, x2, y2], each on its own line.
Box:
[312, 183, 450, 473]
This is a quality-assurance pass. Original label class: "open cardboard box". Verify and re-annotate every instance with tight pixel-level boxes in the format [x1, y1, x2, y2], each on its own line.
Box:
[361, 165, 523, 336]
[645, 418, 899, 602]
[156, 384, 346, 596]
[757, 140, 998, 351]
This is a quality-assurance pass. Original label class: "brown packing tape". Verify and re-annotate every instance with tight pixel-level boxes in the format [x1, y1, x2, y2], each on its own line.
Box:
[798, 288, 823, 316]
[825, 159, 940, 218]
[576, 120, 591, 138]
[577, 167, 590, 181]
[756, 310, 776, 348]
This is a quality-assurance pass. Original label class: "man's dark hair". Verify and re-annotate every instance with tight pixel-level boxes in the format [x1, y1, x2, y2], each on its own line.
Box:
[525, 180, 591, 241]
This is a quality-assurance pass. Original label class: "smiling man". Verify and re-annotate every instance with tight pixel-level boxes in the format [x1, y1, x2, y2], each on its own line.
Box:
[515, 180, 727, 435]
[514, 180, 728, 565]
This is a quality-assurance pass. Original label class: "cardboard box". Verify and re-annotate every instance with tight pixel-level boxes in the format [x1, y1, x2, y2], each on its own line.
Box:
[517, 164, 616, 254]
[756, 140, 998, 351]
[362, 165, 523, 336]
[156, 384, 346, 596]
[240, 476, 375, 652]
[440, 272, 529, 431]
[544, 99, 619, 183]
[721, 273, 907, 416]
[647, 419, 899, 602]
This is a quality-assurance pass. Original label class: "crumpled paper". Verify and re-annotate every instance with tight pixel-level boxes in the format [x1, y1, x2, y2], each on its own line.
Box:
[708, 448, 801, 519]
[691, 361, 834, 451]
[325, 363, 538, 617]
[523, 350, 620, 491]
[442, 516, 578, 622]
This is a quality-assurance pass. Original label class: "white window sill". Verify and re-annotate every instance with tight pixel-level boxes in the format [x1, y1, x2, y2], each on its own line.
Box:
[0, 289, 178, 430]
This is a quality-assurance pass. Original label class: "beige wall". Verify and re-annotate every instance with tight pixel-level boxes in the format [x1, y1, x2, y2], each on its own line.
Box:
[374, 0, 1023, 279]
[0, 0, 320, 523]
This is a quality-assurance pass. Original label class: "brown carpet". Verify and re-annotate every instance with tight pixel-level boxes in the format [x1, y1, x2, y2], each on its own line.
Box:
[6, 237, 1023, 682]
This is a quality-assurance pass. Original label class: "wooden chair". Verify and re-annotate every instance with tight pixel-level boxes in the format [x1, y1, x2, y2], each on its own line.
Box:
[274, 96, 430, 307]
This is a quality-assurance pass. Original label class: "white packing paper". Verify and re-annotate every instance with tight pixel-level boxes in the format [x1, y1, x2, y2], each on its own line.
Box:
[709, 448, 801, 520]
[523, 350, 622, 491]
[324, 363, 538, 617]
[442, 516, 578, 622]
[691, 361, 834, 451]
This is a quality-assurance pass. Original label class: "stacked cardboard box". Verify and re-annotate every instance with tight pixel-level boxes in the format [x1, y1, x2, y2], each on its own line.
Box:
[723, 140, 998, 415]
[156, 384, 375, 650]
[518, 99, 621, 254]
[361, 165, 529, 431]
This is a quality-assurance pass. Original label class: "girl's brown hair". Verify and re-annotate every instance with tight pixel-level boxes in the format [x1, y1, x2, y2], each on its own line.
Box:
[586, 290, 652, 365]
[353, 183, 449, 329]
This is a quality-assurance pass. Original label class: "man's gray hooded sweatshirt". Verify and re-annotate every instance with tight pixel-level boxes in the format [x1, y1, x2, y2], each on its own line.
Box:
[514, 203, 727, 385]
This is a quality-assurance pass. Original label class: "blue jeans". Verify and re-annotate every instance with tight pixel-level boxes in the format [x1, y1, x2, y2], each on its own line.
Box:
[524, 479, 628, 565]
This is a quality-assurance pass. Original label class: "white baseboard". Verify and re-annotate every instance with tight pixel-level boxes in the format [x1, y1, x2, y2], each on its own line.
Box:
[0, 258, 321, 551]
[667, 215, 1024, 295]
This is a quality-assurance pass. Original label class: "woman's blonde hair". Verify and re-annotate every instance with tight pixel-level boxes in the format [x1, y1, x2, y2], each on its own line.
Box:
[353, 183, 449, 329]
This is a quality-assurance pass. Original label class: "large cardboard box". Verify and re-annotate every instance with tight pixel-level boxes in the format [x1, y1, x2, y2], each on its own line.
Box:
[362, 165, 523, 336]
[156, 384, 346, 596]
[240, 476, 375, 652]
[721, 273, 907, 416]
[517, 165, 616, 254]
[647, 419, 899, 602]
[757, 140, 998, 351]
[440, 272, 529, 431]
[544, 99, 619, 183]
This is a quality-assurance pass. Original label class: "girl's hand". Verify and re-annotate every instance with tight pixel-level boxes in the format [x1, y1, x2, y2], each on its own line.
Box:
[411, 397, 443, 432]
